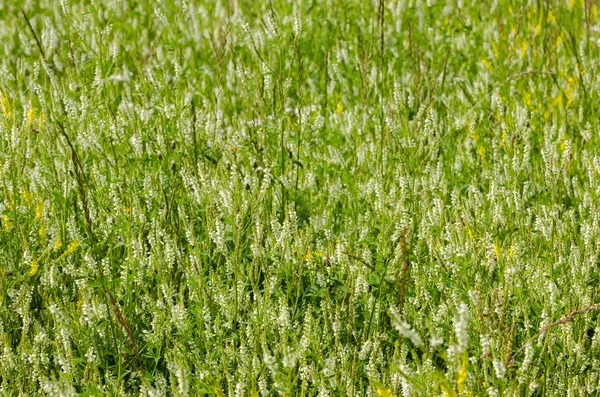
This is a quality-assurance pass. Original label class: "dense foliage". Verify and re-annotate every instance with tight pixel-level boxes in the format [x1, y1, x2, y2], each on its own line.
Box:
[2, 0, 600, 395]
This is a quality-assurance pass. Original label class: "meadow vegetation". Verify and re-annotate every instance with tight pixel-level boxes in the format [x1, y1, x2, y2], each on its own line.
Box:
[2, 0, 600, 395]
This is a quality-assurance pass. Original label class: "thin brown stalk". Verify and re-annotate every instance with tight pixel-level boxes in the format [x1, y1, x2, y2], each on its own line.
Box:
[106, 290, 143, 368]
[56, 120, 145, 375]
[56, 121, 95, 245]
[436, 49, 450, 101]
[21, 8, 46, 62]
[508, 302, 600, 368]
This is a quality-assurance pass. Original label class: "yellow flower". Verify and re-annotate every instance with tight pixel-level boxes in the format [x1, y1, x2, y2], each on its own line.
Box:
[440, 382, 457, 397]
[57, 240, 79, 260]
[520, 41, 528, 57]
[28, 105, 36, 126]
[524, 92, 532, 107]
[35, 201, 44, 221]
[466, 223, 475, 242]
[494, 243, 502, 261]
[66, 240, 80, 255]
[492, 42, 500, 59]
[336, 101, 343, 114]
[22, 188, 31, 204]
[457, 352, 468, 393]
[28, 261, 39, 277]
[3, 215, 12, 231]
[54, 235, 63, 251]
[553, 94, 563, 108]
[304, 251, 323, 261]
[477, 146, 486, 159]
[566, 85, 575, 108]
[556, 36, 563, 48]
[375, 382, 396, 397]
[533, 22, 542, 38]
[1, 93, 12, 118]
[482, 59, 493, 73]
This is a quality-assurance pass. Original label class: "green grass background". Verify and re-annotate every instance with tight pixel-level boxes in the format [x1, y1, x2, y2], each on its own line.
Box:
[2, 0, 600, 395]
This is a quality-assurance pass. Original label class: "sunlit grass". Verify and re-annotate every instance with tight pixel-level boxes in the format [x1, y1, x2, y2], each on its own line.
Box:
[2, 0, 600, 395]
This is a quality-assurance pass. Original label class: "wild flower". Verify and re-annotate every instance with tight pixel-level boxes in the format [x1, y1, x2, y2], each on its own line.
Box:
[0, 1, 598, 395]
[389, 307, 422, 347]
